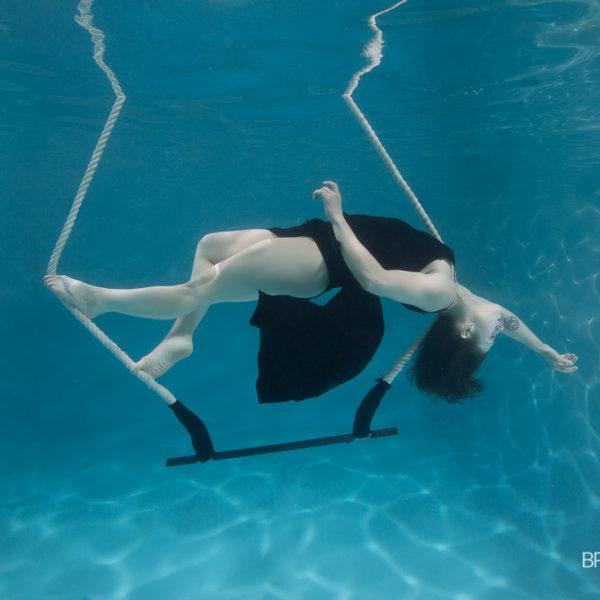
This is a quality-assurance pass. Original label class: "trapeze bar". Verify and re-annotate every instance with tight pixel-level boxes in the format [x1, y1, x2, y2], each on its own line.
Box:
[165, 427, 398, 467]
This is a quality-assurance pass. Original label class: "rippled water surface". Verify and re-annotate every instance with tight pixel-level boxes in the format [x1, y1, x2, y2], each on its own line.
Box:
[2, 0, 600, 598]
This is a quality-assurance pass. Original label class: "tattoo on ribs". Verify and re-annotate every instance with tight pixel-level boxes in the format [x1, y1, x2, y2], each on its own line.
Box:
[503, 316, 520, 331]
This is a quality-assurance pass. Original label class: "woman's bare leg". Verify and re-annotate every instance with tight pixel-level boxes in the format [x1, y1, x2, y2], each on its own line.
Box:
[45, 236, 328, 316]
[45, 234, 329, 367]
[133, 229, 277, 376]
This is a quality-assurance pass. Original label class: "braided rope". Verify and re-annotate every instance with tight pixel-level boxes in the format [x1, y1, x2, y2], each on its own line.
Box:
[47, 0, 176, 406]
[382, 327, 429, 384]
[47, 1, 125, 274]
[345, 1, 441, 383]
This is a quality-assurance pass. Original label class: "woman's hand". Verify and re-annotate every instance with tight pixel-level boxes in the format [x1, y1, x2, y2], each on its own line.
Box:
[545, 349, 579, 373]
[313, 181, 343, 223]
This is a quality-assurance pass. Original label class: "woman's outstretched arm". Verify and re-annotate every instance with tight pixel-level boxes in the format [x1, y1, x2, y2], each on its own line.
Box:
[498, 307, 578, 373]
[312, 181, 454, 312]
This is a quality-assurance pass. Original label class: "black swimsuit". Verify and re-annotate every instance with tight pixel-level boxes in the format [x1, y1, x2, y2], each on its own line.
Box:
[249, 214, 455, 404]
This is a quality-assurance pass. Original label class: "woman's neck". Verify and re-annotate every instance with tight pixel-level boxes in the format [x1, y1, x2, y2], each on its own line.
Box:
[446, 283, 489, 319]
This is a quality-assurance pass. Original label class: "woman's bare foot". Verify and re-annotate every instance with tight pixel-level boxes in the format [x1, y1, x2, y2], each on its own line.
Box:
[131, 335, 194, 378]
[43, 274, 102, 318]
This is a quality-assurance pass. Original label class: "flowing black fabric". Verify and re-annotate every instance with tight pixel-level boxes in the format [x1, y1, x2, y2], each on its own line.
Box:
[250, 283, 384, 403]
[249, 214, 455, 404]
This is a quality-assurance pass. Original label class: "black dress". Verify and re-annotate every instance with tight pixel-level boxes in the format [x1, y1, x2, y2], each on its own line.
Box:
[249, 214, 455, 403]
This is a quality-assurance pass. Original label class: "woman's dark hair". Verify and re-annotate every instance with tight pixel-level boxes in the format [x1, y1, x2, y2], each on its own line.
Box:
[408, 313, 487, 404]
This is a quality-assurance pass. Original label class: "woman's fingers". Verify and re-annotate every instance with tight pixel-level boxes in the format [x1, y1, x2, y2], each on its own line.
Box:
[313, 181, 339, 199]
[313, 185, 334, 200]
[560, 353, 578, 365]
[313, 187, 327, 200]
[556, 353, 578, 373]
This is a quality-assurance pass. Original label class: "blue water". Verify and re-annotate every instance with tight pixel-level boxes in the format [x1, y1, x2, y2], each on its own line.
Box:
[2, 0, 600, 598]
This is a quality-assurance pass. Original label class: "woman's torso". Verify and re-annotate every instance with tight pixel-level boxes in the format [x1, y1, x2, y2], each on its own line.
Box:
[269, 214, 456, 313]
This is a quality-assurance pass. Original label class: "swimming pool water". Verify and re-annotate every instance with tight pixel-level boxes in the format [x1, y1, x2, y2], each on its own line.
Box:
[2, 0, 600, 598]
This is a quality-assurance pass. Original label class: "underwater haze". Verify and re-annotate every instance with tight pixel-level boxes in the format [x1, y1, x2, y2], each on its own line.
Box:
[2, 0, 600, 598]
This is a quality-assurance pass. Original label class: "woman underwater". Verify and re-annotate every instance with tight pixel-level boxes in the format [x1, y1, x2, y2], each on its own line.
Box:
[45, 181, 578, 408]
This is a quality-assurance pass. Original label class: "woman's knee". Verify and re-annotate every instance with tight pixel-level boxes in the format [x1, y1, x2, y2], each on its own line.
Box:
[196, 230, 275, 264]
[196, 232, 225, 261]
